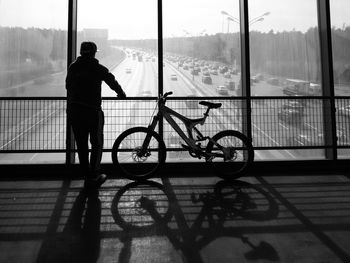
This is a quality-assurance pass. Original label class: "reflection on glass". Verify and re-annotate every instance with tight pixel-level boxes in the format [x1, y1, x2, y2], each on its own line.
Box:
[330, 0, 350, 158]
[0, 0, 68, 97]
[78, 0, 158, 97]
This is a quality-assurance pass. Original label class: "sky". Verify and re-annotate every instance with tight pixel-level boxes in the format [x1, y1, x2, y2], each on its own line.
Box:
[0, 0, 350, 40]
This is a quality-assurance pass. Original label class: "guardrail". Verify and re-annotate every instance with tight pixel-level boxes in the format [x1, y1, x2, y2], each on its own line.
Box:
[0, 97, 349, 155]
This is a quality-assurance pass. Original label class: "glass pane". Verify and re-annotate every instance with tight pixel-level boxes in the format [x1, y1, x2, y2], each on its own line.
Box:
[0, 1, 67, 164]
[330, 0, 350, 158]
[249, 0, 324, 160]
[77, 0, 158, 164]
[0, 0, 68, 97]
[77, 0, 158, 98]
[249, 0, 321, 97]
[163, 0, 241, 98]
[162, 0, 241, 162]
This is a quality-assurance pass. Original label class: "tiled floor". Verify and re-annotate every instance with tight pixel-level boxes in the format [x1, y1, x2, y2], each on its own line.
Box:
[0, 173, 349, 263]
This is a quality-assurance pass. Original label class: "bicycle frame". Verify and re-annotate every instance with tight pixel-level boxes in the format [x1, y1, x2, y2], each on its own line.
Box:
[147, 102, 207, 150]
[139, 94, 229, 160]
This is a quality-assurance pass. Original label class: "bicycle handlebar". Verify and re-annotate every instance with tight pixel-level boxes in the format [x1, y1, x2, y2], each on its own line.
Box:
[163, 91, 173, 98]
[158, 91, 173, 104]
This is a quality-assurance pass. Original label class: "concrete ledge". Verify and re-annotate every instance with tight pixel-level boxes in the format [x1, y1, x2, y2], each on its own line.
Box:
[1, 160, 349, 180]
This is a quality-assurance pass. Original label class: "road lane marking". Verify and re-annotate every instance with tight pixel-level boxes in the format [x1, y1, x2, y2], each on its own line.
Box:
[278, 123, 289, 130]
[29, 126, 65, 161]
[305, 123, 317, 131]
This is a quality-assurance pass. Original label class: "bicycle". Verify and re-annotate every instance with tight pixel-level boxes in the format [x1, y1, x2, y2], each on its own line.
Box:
[112, 91, 254, 180]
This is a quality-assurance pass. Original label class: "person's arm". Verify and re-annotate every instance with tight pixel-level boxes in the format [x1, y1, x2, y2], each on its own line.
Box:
[101, 67, 126, 98]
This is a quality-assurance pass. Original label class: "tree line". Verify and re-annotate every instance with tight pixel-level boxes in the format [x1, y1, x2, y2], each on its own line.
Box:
[111, 27, 350, 84]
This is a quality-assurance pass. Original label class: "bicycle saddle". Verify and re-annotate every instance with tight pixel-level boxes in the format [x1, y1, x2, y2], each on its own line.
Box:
[199, 101, 222, 109]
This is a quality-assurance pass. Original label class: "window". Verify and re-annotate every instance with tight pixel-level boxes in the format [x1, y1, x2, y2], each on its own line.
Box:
[0, 0, 67, 164]
[162, 0, 241, 161]
[0, 0, 67, 97]
[249, 0, 324, 160]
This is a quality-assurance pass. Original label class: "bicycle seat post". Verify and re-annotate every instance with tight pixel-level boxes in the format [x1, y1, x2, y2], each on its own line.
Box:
[204, 107, 210, 117]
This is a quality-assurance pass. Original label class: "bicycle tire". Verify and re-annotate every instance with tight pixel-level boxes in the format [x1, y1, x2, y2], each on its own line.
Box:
[214, 180, 279, 221]
[111, 181, 173, 231]
[112, 127, 166, 180]
[205, 130, 254, 180]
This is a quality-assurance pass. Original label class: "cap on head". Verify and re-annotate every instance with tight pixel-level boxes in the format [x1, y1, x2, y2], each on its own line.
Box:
[80, 41, 98, 56]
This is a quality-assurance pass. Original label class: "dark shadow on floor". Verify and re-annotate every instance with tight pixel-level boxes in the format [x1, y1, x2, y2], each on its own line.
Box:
[36, 189, 102, 263]
[110, 178, 281, 263]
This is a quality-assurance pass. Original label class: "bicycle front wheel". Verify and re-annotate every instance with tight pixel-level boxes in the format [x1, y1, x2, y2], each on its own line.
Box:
[206, 130, 254, 180]
[112, 127, 166, 180]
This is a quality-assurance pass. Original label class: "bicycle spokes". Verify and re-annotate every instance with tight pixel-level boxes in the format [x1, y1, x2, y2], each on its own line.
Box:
[132, 146, 151, 162]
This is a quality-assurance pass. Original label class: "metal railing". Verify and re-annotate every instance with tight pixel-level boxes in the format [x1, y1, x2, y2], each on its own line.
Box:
[0, 97, 349, 156]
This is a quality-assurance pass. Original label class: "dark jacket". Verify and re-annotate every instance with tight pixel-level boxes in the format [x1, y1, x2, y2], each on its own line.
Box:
[66, 56, 125, 109]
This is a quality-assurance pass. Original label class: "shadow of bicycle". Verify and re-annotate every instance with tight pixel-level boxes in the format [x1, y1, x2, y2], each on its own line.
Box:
[111, 179, 280, 262]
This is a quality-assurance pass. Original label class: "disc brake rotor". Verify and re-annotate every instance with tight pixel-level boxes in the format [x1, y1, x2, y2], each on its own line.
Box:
[132, 146, 150, 162]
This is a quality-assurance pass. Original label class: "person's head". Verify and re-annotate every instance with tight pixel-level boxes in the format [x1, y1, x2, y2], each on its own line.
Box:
[80, 41, 98, 57]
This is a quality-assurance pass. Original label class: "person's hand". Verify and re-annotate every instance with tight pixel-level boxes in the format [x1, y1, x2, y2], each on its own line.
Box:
[118, 90, 126, 99]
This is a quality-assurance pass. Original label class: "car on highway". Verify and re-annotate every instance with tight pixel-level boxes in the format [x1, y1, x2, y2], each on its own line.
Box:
[202, 70, 210, 76]
[229, 68, 239, 75]
[183, 65, 189, 70]
[278, 108, 304, 124]
[216, 85, 229, 95]
[167, 133, 182, 158]
[219, 66, 228, 74]
[185, 95, 198, 109]
[267, 78, 280, 86]
[255, 73, 264, 81]
[170, 74, 178, 80]
[251, 76, 259, 83]
[338, 105, 350, 117]
[202, 76, 212, 84]
[125, 68, 132, 74]
[282, 100, 305, 114]
[210, 69, 218, 75]
[224, 72, 231, 79]
[225, 80, 235, 90]
[190, 69, 199, 75]
[139, 90, 152, 97]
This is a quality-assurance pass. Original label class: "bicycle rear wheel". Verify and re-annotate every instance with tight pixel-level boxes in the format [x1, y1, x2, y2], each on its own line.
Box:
[214, 180, 279, 221]
[206, 130, 254, 180]
[112, 127, 166, 180]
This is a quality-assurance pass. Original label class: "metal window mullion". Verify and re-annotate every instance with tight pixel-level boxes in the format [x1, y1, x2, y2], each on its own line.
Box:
[239, 0, 252, 142]
[66, 0, 77, 166]
[157, 0, 164, 143]
[317, 0, 337, 160]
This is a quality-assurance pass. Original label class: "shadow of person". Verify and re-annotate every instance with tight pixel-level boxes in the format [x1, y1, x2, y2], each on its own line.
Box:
[36, 189, 102, 263]
[82, 190, 102, 263]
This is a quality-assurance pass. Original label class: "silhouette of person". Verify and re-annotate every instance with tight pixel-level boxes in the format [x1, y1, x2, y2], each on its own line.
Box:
[66, 41, 126, 189]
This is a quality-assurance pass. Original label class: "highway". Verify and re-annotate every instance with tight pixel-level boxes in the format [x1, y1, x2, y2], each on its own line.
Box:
[0, 47, 348, 163]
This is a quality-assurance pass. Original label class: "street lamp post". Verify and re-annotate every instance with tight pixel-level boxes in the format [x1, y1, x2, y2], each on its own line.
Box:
[221, 10, 270, 30]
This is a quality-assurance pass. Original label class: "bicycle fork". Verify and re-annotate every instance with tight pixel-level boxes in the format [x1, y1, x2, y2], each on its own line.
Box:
[138, 114, 160, 157]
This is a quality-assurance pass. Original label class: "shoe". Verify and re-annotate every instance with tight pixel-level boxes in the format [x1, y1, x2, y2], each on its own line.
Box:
[84, 174, 107, 189]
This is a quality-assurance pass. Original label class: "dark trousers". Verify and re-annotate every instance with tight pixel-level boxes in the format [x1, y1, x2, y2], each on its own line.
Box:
[70, 104, 104, 177]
